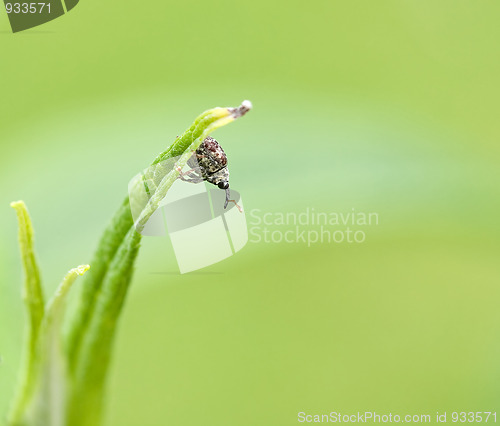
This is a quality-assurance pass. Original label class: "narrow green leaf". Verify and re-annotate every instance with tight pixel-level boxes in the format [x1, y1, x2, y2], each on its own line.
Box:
[67, 232, 141, 426]
[64, 197, 134, 368]
[22, 266, 90, 426]
[8, 201, 45, 426]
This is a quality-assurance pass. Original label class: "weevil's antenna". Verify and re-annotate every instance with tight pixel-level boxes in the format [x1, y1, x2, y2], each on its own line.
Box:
[225, 188, 243, 213]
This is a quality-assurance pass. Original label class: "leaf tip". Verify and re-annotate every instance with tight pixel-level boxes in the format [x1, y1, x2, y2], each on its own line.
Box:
[10, 200, 26, 210]
[75, 264, 90, 276]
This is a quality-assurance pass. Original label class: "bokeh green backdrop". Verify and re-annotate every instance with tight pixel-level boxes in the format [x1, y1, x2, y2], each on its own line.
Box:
[1, 1, 499, 425]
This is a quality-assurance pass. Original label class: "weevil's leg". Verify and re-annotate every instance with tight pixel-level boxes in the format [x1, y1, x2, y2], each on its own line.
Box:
[176, 167, 204, 183]
[176, 166, 201, 177]
[183, 176, 204, 183]
[185, 168, 202, 179]
[224, 188, 243, 213]
[176, 166, 197, 179]
[178, 175, 204, 183]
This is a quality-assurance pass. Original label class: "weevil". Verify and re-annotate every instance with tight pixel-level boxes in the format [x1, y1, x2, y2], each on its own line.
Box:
[177, 136, 242, 211]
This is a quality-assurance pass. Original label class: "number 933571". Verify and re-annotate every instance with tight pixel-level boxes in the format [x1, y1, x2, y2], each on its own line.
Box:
[5, 3, 51, 14]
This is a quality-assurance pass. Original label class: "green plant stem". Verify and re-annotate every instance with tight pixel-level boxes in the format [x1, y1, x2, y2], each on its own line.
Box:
[64, 101, 251, 426]
[65, 197, 133, 370]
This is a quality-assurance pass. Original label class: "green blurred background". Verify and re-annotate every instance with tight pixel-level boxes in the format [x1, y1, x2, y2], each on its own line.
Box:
[1, 1, 499, 425]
